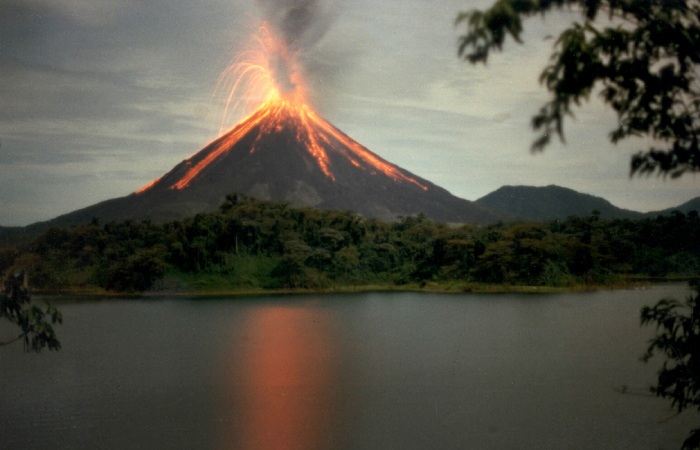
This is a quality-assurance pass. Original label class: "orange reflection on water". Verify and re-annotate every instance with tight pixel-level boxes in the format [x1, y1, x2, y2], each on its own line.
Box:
[218, 306, 337, 450]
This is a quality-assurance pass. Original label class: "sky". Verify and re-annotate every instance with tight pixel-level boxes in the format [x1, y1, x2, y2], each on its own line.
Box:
[1, 0, 698, 226]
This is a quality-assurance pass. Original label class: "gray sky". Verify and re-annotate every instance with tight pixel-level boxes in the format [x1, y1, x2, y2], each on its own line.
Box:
[1, 0, 698, 226]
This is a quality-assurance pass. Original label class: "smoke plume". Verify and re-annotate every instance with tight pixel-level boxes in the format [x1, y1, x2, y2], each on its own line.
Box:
[255, 0, 344, 111]
[256, 0, 332, 50]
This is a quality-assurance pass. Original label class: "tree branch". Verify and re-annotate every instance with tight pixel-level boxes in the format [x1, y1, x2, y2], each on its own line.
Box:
[0, 333, 25, 347]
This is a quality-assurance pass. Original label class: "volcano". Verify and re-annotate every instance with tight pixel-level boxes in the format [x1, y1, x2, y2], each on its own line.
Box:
[48, 99, 500, 226]
[44, 22, 501, 227]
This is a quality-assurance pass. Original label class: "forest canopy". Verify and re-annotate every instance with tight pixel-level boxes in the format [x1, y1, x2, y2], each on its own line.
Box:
[2, 195, 698, 293]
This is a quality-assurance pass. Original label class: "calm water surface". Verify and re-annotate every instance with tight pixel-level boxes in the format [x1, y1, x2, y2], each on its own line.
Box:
[1, 285, 697, 449]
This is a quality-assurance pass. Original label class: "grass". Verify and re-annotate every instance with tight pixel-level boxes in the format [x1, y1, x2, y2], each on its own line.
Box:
[34, 275, 656, 298]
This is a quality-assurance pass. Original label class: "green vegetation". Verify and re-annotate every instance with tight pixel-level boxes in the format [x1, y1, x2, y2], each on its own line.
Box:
[1, 195, 698, 295]
[457, 0, 700, 177]
[0, 270, 62, 352]
[642, 282, 700, 450]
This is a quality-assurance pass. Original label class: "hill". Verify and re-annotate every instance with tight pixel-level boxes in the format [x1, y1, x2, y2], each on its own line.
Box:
[649, 196, 700, 216]
[475, 185, 644, 221]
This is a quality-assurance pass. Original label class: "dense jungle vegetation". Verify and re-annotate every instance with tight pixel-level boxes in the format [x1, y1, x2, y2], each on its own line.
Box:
[1, 195, 699, 293]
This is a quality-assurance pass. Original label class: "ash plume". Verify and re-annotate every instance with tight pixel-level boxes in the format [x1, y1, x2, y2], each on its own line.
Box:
[255, 0, 345, 111]
[256, 0, 332, 50]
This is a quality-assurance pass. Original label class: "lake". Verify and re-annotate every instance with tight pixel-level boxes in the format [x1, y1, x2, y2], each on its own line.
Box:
[0, 284, 697, 449]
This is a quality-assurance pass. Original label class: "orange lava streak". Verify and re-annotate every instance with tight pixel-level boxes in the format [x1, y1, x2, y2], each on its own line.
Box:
[171, 106, 272, 190]
[134, 175, 162, 195]
[297, 105, 334, 180]
[305, 108, 428, 190]
[217, 62, 273, 130]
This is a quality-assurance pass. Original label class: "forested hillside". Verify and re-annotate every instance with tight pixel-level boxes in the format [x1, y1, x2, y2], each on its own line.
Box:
[475, 185, 643, 221]
[1, 195, 699, 293]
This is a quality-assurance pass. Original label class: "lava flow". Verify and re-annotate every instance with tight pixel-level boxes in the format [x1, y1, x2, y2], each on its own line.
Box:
[136, 22, 426, 194]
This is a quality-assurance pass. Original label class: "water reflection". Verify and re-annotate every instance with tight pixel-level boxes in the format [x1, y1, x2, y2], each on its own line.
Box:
[217, 305, 338, 450]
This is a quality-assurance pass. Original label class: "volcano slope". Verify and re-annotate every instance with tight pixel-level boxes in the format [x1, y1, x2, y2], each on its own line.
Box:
[45, 101, 501, 227]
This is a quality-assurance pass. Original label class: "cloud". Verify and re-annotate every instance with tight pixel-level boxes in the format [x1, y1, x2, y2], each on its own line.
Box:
[21, 0, 136, 27]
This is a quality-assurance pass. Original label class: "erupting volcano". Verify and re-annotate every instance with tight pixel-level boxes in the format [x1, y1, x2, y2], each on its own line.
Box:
[48, 21, 500, 226]
[133, 23, 433, 215]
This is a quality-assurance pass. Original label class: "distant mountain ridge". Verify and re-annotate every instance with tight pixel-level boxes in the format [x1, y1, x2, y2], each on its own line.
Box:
[475, 185, 646, 221]
[653, 196, 700, 216]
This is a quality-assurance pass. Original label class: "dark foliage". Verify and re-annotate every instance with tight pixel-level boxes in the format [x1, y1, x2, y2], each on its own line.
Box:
[457, 0, 700, 177]
[642, 281, 700, 449]
[0, 271, 61, 352]
[2, 195, 699, 293]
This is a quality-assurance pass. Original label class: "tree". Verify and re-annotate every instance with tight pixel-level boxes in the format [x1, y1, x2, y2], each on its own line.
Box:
[456, 0, 700, 177]
[458, 2, 700, 446]
[101, 247, 166, 292]
[0, 270, 62, 352]
[641, 282, 700, 450]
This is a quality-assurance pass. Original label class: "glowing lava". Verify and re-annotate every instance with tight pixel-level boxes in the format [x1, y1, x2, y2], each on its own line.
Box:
[137, 22, 426, 195]
[214, 23, 308, 133]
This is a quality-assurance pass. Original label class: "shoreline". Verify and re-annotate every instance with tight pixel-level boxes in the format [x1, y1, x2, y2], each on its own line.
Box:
[31, 277, 692, 299]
